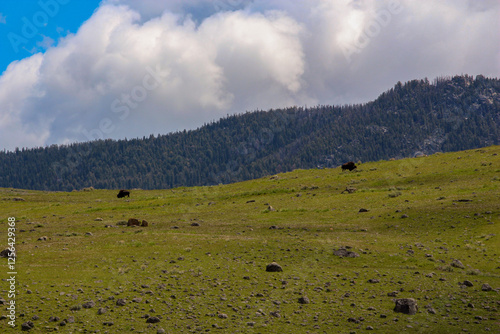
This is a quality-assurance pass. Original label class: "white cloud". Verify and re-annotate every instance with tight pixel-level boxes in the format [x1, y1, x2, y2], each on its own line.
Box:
[0, 0, 499, 151]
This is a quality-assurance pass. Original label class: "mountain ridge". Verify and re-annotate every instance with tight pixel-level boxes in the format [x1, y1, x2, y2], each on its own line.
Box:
[1, 74, 498, 191]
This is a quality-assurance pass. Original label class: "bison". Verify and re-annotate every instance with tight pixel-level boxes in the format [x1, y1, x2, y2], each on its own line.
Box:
[117, 190, 130, 198]
[341, 161, 357, 171]
[127, 218, 148, 227]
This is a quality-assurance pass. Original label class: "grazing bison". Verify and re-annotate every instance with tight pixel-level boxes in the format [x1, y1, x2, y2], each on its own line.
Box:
[342, 161, 357, 171]
[341, 161, 357, 171]
[117, 190, 130, 198]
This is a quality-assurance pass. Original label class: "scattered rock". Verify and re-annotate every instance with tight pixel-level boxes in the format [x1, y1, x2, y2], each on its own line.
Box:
[359, 208, 369, 212]
[94, 218, 103, 221]
[266, 262, 283, 272]
[157, 329, 166, 334]
[368, 279, 380, 283]
[481, 283, 493, 292]
[103, 321, 114, 326]
[387, 291, 399, 297]
[82, 301, 95, 308]
[462, 280, 474, 287]
[141, 220, 149, 227]
[37, 236, 48, 241]
[116, 298, 127, 306]
[146, 316, 161, 323]
[401, 214, 409, 219]
[97, 308, 107, 315]
[12, 197, 25, 201]
[451, 259, 465, 269]
[132, 297, 142, 303]
[191, 222, 200, 226]
[394, 298, 418, 315]
[298, 296, 310, 304]
[268, 205, 276, 212]
[21, 321, 34, 331]
[85, 232, 93, 236]
[0, 248, 15, 258]
[341, 187, 357, 194]
[334, 247, 360, 258]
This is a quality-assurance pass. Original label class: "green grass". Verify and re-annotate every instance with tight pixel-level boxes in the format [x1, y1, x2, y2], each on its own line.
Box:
[1, 146, 499, 333]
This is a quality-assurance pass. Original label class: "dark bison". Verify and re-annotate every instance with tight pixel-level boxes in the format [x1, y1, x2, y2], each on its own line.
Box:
[341, 161, 357, 171]
[127, 218, 148, 227]
[117, 190, 130, 198]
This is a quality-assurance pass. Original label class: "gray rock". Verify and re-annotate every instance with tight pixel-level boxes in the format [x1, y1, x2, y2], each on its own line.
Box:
[97, 308, 107, 315]
[0, 248, 15, 258]
[463, 280, 474, 287]
[298, 296, 310, 304]
[82, 301, 95, 308]
[451, 259, 465, 269]
[394, 298, 418, 315]
[146, 316, 161, 323]
[21, 321, 34, 331]
[334, 247, 360, 258]
[266, 262, 283, 272]
[116, 298, 127, 306]
[481, 283, 493, 291]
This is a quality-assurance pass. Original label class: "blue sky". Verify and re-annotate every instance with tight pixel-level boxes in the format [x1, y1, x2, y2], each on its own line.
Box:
[0, 0, 101, 73]
[0, 0, 498, 151]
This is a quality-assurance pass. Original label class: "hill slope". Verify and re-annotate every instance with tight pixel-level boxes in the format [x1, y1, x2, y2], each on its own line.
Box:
[1, 146, 499, 333]
[0, 74, 499, 191]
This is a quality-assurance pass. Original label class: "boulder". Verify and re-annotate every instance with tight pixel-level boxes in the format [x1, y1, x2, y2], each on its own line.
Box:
[394, 298, 418, 315]
[266, 262, 283, 272]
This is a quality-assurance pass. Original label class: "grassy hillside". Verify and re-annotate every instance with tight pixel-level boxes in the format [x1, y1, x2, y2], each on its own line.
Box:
[1, 146, 499, 333]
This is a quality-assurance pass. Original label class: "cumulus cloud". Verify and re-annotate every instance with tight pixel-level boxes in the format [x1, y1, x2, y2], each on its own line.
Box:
[0, 0, 499, 151]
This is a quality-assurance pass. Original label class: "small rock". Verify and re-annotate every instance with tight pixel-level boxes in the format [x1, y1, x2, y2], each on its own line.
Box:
[157, 329, 166, 334]
[368, 279, 379, 283]
[266, 262, 283, 272]
[359, 208, 369, 212]
[0, 248, 15, 258]
[103, 321, 114, 326]
[82, 301, 95, 308]
[132, 297, 142, 303]
[298, 296, 310, 304]
[481, 283, 493, 291]
[451, 259, 465, 269]
[116, 298, 127, 306]
[146, 316, 161, 323]
[37, 236, 48, 241]
[394, 298, 418, 315]
[401, 214, 409, 219]
[97, 308, 107, 315]
[334, 247, 359, 258]
[463, 280, 474, 287]
[94, 218, 103, 221]
[21, 321, 35, 331]
[191, 222, 200, 226]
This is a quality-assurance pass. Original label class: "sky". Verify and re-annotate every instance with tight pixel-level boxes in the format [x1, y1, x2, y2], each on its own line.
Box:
[0, 0, 499, 152]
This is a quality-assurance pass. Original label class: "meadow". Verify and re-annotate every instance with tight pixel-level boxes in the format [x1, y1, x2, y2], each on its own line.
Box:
[1, 146, 499, 333]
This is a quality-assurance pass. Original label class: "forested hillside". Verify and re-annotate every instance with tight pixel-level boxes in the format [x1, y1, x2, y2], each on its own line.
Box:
[1, 74, 498, 191]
